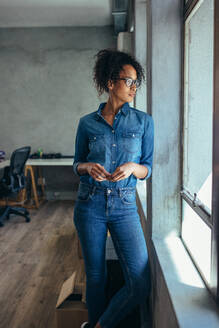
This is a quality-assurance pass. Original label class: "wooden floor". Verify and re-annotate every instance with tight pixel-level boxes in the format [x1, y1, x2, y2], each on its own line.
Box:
[0, 200, 84, 328]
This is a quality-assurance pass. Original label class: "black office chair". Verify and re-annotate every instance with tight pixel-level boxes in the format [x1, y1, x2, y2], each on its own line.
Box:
[0, 146, 31, 227]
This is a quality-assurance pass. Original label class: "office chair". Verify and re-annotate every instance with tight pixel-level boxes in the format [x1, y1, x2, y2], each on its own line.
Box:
[0, 146, 31, 227]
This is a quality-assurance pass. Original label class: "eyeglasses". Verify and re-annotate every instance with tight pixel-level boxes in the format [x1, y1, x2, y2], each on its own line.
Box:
[116, 78, 140, 89]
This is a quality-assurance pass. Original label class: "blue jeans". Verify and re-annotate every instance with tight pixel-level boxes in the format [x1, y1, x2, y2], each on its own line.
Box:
[73, 182, 151, 328]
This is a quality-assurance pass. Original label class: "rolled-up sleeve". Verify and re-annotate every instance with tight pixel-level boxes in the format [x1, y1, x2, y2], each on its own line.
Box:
[139, 114, 154, 180]
[73, 118, 89, 176]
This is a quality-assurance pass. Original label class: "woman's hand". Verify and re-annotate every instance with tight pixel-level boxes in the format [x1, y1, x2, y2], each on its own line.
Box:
[77, 162, 148, 182]
[86, 163, 111, 181]
[110, 162, 135, 182]
[110, 162, 148, 182]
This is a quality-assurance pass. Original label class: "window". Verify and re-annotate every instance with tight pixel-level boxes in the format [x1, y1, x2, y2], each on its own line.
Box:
[181, 0, 219, 300]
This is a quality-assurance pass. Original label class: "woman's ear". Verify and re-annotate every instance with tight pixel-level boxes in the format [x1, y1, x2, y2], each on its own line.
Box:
[107, 80, 114, 90]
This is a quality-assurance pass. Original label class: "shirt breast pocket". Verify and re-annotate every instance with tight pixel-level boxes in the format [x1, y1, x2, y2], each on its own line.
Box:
[122, 132, 142, 155]
[88, 134, 105, 160]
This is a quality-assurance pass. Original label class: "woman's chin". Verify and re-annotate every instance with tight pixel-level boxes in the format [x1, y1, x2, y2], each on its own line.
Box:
[128, 95, 135, 102]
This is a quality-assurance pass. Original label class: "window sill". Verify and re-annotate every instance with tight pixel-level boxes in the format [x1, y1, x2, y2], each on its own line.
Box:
[152, 236, 219, 327]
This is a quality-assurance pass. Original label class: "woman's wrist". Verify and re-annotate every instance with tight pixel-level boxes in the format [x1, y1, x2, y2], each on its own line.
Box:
[131, 162, 148, 179]
[77, 162, 89, 175]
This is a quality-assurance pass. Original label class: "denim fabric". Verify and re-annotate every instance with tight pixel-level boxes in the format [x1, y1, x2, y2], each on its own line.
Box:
[74, 182, 151, 328]
[73, 102, 154, 188]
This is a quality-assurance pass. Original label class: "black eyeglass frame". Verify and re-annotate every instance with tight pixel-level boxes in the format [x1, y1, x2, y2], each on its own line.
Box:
[115, 77, 141, 89]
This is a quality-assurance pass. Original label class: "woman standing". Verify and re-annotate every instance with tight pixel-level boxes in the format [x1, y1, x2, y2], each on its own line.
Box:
[73, 49, 154, 328]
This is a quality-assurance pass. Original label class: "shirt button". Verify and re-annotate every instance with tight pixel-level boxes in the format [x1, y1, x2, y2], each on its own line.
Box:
[107, 189, 111, 194]
[112, 161, 116, 164]
[115, 117, 117, 120]
[112, 130, 115, 133]
[112, 144, 116, 147]
[132, 134, 135, 137]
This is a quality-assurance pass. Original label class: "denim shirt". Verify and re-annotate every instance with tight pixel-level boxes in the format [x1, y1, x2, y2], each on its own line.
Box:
[73, 102, 154, 189]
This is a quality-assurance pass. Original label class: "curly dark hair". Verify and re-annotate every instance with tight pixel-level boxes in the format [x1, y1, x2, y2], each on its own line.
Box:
[93, 49, 145, 96]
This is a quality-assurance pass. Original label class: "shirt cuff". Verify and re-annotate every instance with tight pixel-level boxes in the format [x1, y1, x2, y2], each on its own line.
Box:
[139, 164, 152, 181]
[73, 162, 81, 176]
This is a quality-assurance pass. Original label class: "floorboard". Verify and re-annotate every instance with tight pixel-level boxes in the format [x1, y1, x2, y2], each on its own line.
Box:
[0, 200, 151, 328]
[0, 200, 81, 328]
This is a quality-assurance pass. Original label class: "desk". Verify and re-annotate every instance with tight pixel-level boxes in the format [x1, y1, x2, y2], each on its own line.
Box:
[26, 158, 73, 166]
[0, 158, 74, 209]
[0, 158, 73, 169]
[25, 158, 74, 208]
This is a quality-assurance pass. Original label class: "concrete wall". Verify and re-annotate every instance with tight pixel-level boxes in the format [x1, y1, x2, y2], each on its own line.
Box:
[149, 0, 182, 239]
[0, 26, 116, 199]
[0, 26, 115, 158]
[0, 1, 113, 28]
[135, 0, 182, 327]
[148, 0, 182, 324]
[134, 0, 148, 220]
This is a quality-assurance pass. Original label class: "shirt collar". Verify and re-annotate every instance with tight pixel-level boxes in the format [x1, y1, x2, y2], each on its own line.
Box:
[95, 102, 130, 120]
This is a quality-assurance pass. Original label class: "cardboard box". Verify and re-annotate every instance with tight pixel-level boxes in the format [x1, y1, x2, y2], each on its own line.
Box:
[56, 270, 88, 328]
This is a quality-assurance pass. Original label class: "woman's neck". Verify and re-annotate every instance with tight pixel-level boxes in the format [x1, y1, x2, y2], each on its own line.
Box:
[103, 97, 125, 116]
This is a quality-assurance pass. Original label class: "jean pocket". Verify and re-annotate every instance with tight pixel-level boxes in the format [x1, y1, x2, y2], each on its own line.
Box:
[120, 190, 136, 205]
[77, 187, 92, 202]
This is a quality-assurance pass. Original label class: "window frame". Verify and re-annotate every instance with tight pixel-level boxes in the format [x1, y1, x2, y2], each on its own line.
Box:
[181, 0, 219, 302]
